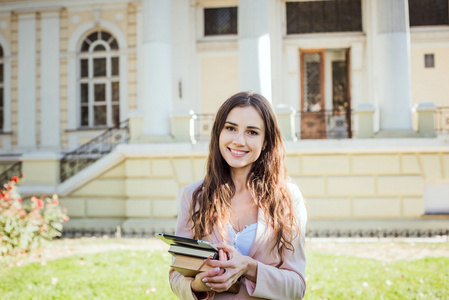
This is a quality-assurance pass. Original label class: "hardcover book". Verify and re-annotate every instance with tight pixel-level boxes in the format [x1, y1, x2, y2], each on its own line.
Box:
[156, 233, 241, 294]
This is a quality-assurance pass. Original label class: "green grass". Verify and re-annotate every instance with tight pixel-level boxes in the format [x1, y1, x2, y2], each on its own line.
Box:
[0, 250, 177, 300]
[0, 240, 448, 299]
[304, 253, 449, 300]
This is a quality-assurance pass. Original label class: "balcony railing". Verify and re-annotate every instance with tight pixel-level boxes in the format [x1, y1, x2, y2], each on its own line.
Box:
[435, 106, 449, 133]
[295, 109, 354, 139]
[193, 109, 354, 140]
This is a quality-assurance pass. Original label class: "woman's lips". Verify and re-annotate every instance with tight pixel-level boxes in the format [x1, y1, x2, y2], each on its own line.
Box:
[228, 147, 248, 157]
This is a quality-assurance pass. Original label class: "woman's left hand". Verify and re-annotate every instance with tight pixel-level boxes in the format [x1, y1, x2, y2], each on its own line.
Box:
[202, 243, 258, 293]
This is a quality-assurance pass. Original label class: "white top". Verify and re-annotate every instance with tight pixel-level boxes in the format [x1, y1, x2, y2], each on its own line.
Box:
[226, 222, 258, 256]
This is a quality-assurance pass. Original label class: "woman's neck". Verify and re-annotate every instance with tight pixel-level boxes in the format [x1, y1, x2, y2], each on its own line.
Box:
[230, 168, 249, 193]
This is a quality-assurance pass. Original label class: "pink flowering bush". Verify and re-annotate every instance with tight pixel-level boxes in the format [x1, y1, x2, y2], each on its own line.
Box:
[0, 176, 69, 257]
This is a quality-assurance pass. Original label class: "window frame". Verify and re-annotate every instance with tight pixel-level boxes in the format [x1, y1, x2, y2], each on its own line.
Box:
[196, 0, 238, 42]
[77, 30, 120, 129]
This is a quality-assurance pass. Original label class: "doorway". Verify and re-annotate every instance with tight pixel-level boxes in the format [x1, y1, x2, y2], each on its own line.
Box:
[299, 49, 351, 139]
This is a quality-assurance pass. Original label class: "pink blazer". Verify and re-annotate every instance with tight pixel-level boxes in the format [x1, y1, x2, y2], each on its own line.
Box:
[169, 180, 307, 300]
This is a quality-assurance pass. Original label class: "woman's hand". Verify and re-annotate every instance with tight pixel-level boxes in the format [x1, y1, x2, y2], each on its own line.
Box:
[201, 243, 258, 293]
[191, 249, 227, 293]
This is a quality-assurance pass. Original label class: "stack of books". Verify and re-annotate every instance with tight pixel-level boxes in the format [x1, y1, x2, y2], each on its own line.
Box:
[156, 233, 240, 294]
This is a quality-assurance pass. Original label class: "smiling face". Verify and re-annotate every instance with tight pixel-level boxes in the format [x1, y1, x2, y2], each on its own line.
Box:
[219, 106, 266, 176]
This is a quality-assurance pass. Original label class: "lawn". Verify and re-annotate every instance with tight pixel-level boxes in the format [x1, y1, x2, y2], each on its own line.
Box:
[0, 238, 448, 299]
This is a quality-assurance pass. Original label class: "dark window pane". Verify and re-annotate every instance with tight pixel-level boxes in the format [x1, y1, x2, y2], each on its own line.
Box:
[0, 108, 3, 130]
[409, 0, 448, 26]
[286, 1, 362, 34]
[111, 57, 119, 76]
[425, 54, 435, 68]
[81, 106, 89, 126]
[0, 46, 3, 57]
[80, 59, 88, 78]
[302, 53, 322, 112]
[332, 61, 348, 110]
[81, 83, 88, 103]
[93, 58, 106, 77]
[0, 64, 3, 82]
[87, 32, 98, 42]
[93, 44, 106, 52]
[112, 104, 120, 126]
[112, 82, 119, 102]
[94, 84, 105, 102]
[81, 40, 90, 52]
[110, 38, 118, 50]
[101, 31, 111, 42]
[0, 87, 3, 107]
[94, 105, 107, 126]
[204, 7, 238, 36]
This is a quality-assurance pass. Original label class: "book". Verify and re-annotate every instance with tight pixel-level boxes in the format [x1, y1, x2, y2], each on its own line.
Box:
[171, 254, 241, 294]
[168, 244, 218, 259]
[156, 233, 241, 294]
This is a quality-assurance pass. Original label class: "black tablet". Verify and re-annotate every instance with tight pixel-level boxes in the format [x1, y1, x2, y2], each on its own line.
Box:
[155, 233, 219, 252]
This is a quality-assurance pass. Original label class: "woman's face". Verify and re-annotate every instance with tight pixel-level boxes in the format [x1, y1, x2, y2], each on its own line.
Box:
[219, 106, 265, 174]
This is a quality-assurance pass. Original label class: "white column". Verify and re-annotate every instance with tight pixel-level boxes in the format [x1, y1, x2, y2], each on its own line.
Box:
[375, 0, 412, 131]
[17, 13, 37, 150]
[238, 0, 272, 101]
[40, 11, 60, 150]
[139, 0, 172, 138]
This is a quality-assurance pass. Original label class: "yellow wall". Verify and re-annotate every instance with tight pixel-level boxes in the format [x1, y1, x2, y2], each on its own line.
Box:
[411, 47, 449, 108]
[201, 55, 239, 114]
[59, 151, 449, 224]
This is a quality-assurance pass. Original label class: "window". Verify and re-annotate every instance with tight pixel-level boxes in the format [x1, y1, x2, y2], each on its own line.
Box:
[409, 0, 449, 26]
[425, 54, 435, 68]
[204, 7, 238, 36]
[286, 0, 362, 34]
[0, 45, 3, 131]
[78, 30, 120, 128]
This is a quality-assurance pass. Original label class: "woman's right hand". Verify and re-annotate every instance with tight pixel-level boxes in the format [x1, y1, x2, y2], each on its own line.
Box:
[191, 266, 221, 292]
[191, 249, 227, 292]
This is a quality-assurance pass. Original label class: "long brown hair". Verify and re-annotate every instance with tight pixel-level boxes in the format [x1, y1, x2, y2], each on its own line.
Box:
[190, 91, 300, 260]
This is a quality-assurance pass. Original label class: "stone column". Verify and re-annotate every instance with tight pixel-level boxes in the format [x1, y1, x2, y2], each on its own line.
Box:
[40, 11, 61, 150]
[139, 0, 173, 140]
[238, 0, 272, 101]
[374, 0, 413, 134]
[17, 13, 37, 150]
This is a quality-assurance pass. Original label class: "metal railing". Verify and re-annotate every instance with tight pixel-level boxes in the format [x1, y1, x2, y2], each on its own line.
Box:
[435, 106, 449, 133]
[60, 120, 129, 182]
[295, 109, 354, 139]
[0, 161, 22, 185]
[60, 226, 449, 239]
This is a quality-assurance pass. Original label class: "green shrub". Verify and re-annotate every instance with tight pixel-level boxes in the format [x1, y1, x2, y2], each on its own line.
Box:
[0, 176, 69, 257]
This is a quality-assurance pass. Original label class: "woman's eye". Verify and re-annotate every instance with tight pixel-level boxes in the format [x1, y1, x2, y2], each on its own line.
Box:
[248, 130, 258, 136]
[226, 126, 236, 131]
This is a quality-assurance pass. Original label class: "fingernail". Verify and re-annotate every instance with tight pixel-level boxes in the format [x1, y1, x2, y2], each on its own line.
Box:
[205, 283, 211, 287]
[202, 278, 207, 282]
[213, 267, 220, 272]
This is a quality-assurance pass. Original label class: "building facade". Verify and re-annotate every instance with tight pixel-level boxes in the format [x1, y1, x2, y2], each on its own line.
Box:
[0, 0, 448, 235]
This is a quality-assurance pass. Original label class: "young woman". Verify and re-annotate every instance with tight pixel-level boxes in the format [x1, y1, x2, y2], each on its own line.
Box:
[169, 91, 307, 299]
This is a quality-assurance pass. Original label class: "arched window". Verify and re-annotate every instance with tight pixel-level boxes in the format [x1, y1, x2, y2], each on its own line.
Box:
[0, 45, 3, 131]
[78, 30, 119, 128]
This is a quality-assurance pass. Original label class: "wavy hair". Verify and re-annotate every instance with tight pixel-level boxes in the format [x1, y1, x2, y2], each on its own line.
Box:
[190, 91, 300, 261]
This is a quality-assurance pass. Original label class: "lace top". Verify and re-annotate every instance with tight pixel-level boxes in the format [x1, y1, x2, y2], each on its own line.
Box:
[226, 222, 258, 256]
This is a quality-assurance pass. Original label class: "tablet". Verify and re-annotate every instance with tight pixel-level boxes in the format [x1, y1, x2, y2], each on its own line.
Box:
[155, 233, 219, 252]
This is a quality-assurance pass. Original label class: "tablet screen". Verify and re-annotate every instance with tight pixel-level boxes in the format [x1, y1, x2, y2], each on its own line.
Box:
[155, 233, 218, 251]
